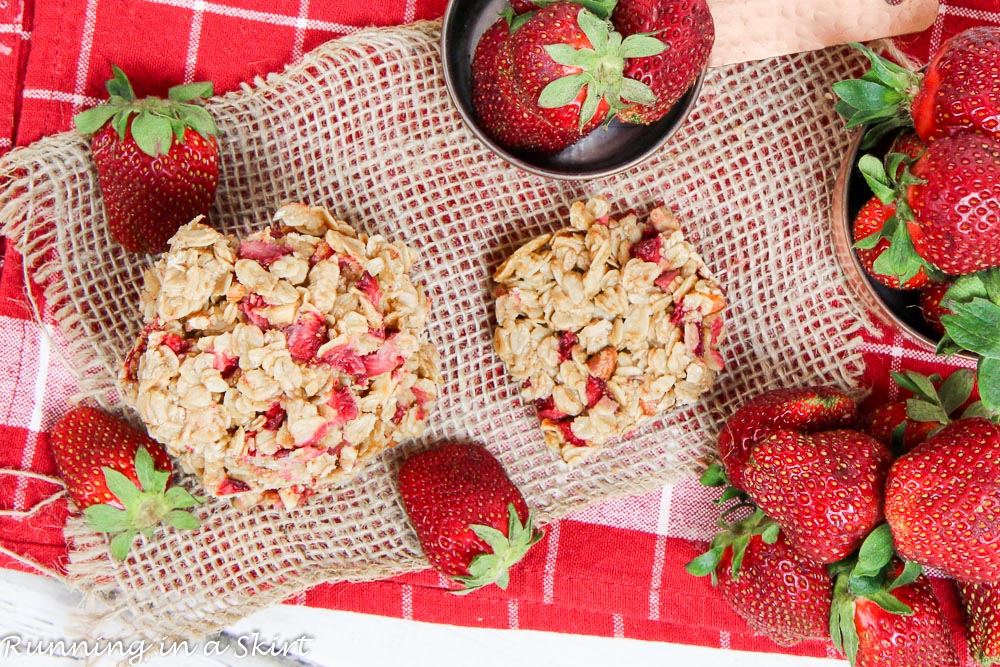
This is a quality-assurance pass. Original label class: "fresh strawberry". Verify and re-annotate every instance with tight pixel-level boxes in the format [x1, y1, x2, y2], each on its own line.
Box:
[907, 132, 1000, 275]
[835, 30, 1000, 146]
[397, 443, 543, 592]
[827, 525, 960, 667]
[508, 3, 666, 133]
[852, 196, 929, 289]
[49, 406, 201, 561]
[885, 417, 1000, 582]
[73, 66, 219, 254]
[716, 386, 856, 490]
[686, 509, 831, 646]
[854, 134, 1000, 279]
[911, 26, 1000, 142]
[863, 401, 938, 453]
[611, 0, 715, 124]
[889, 131, 927, 164]
[917, 280, 953, 338]
[862, 369, 976, 454]
[742, 429, 893, 563]
[471, 20, 578, 155]
[958, 581, 1000, 666]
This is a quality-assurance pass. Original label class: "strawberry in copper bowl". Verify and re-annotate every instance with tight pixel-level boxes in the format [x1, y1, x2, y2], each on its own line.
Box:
[441, 0, 713, 179]
[830, 31, 1000, 411]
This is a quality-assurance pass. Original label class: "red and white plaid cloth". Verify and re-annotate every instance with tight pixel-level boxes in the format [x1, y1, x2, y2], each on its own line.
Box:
[0, 0, 990, 661]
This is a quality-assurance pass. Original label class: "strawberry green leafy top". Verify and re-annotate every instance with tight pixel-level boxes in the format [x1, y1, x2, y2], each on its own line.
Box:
[533, 8, 665, 130]
[74, 65, 218, 156]
[86, 446, 202, 561]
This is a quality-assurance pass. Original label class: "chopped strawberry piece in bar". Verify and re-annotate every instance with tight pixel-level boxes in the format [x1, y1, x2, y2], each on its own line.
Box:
[328, 386, 360, 425]
[285, 311, 327, 362]
[212, 350, 239, 376]
[339, 255, 362, 281]
[263, 403, 286, 430]
[535, 396, 568, 421]
[240, 293, 272, 330]
[557, 331, 578, 363]
[311, 240, 334, 264]
[238, 239, 292, 266]
[654, 269, 681, 292]
[160, 333, 190, 355]
[709, 316, 725, 346]
[362, 336, 403, 378]
[556, 420, 588, 448]
[411, 386, 434, 408]
[585, 376, 612, 408]
[217, 478, 251, 495]
[356, 271, 383, 308]
[317, 344, 366, 376]
[630, 234, 662, 264]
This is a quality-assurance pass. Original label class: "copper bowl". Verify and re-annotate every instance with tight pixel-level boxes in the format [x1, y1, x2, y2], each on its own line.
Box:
[440, 0, 706, 181]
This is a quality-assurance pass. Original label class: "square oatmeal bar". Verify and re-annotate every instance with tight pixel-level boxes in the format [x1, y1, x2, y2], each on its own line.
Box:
[493, 197, 726, 463]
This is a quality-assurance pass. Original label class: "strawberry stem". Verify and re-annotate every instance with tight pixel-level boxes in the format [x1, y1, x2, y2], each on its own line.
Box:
[834, 42, 922, 149]
[73, 65, 217, 156]
[83, 446, 203, 562]
[453, 504, 544, 594]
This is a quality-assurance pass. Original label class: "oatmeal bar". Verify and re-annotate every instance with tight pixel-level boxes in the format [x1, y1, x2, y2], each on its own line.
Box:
[119, 203, 441, 509]
[493, 197, 726, 463]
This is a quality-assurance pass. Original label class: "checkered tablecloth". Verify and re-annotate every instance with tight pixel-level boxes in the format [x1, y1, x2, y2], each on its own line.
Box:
[0, 0, 990, 662]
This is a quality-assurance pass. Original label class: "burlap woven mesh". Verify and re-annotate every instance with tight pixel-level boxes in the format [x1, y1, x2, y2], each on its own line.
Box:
[0, 21, 873, 640]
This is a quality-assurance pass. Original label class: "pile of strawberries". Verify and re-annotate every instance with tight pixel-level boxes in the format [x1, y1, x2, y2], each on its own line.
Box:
[687, 375, 1000, 666]
[470, 0, 714, 155]
[834, 28, 1000, 414]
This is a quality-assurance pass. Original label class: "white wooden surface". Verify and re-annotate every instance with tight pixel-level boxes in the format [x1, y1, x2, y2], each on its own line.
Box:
[0, 569, 844, 667]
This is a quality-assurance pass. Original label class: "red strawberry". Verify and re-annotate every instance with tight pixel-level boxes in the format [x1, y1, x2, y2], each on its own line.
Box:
[958, 581, 1000, 666]
[471, 20, 578, 155]
[835, 30, 1000, 146]
[852, 196, 929, 289]
[885, 417, 1000, 582]
[716, 386, 856, 490]
[907, 132, 1000, 275]
[686, 509, 831, 646]
[397, 443, 543, 592]
[918, 280, 953, 338]
[911, 27, 1000, 142]
[611, 0, 715, 124]
[557, 330, 579, 362]
[508, 3, 667, 132]
[862, 369, 976, 453]
[854, 134, 1000, 279]
[49, 407, 201, 561]
[826, 526, 960, 666]
[832, 560, 960, 667]
[743, 429, 893, 563]
[73, 66, 219, 254]
[889, 131, 927, 164]
[716, 532, 830, 646]
[863, 401, 938, 453]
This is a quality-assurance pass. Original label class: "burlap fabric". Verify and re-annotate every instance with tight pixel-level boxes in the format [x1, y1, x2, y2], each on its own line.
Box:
[0, 21, 872, 640]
